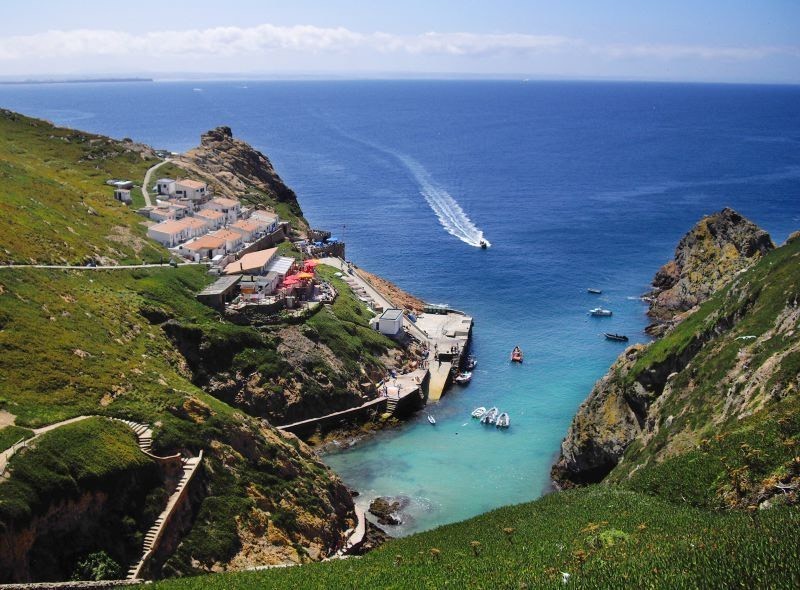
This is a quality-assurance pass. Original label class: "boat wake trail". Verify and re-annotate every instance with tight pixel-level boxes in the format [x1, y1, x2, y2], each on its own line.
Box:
[318, 115, 489, 248]
[393, 152, 489, 248]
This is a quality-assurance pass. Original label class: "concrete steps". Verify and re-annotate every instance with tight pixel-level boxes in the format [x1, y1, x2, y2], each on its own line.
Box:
[113, 418, 154, 453]
[126, 454, 203, 580]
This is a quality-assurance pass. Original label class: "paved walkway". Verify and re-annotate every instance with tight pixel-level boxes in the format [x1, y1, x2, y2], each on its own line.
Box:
[141, 159, 172, 207]
[0, 262, 204, 270]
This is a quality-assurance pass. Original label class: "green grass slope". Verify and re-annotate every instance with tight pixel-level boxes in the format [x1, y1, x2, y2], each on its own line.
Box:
[154, 487, 799, 590]
[0, 109, 168, 265]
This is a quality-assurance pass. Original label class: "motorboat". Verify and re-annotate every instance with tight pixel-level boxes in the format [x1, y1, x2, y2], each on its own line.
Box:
[604, 333, 629, 342]
[480, 407, 499, 424]
[465, 355, 477, 370]
[496, 412, 510, 429]
[589, 307, 613, 317]
[427, 415, 436, 425]
[471, 406, 487, 419]
[480, 239, 488, 249]
[587, 288, 602, 294]
[511, 346, 523, 363]
[454, 371, 472, 385]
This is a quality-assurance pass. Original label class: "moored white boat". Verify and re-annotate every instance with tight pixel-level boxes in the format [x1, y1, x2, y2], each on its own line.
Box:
[471, 406, 487, 418]
[427, 414, 436, 425]
[480, 407, 499, 424]
[454, 371, 472, 384]
[496, 412, 510, 429]
[589, 307, 613, 317]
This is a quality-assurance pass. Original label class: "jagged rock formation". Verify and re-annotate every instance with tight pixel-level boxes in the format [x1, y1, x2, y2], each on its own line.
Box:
[645, 208, 774, 335]
[553, 215, 798, 493]
[176, 126, 307, 228]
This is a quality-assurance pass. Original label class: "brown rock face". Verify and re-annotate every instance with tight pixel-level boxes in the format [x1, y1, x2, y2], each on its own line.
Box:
[644, 207, 773, 334]
[176, 126, 307, 228]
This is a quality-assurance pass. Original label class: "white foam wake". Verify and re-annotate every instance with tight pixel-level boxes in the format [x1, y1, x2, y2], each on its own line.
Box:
[393, 152, 489, 248]
[320, 117, 489, 248]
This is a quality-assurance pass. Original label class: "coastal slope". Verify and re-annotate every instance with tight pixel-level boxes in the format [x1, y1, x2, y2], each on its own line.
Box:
[0, 112, 386, 581]
[552, 211, 797, 495]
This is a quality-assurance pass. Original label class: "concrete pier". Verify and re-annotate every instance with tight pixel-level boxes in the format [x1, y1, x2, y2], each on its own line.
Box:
[414, 311, 473, 401]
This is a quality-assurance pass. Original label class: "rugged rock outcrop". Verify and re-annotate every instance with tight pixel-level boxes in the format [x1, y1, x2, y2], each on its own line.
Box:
[553, 212, 796, 490]
[176, 127, 306, 228]
[644, 207, 773, 335]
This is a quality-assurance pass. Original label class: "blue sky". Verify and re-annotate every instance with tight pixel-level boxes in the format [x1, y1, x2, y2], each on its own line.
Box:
[1, 0, 798, 82]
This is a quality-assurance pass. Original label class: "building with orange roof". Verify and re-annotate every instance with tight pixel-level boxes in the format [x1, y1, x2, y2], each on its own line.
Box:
[203, 196, 241, 223]
[175, 179, 208, 201]
[194, 208, 225, 230]
[223, 247, 279, 275]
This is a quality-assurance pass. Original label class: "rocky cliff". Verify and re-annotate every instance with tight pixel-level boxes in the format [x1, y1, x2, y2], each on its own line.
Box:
[552, 215, 798, 496]
[644, 207, 774, 335]
[176, 126, 307, 229]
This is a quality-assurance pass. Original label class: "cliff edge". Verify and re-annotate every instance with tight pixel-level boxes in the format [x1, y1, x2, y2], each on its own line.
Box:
[645, 207, 773, 335]
[176, 126, 307, 229]
[553, 212, 797, 498]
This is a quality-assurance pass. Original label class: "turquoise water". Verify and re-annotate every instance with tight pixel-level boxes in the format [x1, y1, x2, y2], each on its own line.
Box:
[2, 80, 798, 535]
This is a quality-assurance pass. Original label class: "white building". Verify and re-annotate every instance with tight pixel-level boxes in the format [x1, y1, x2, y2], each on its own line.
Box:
[250, 210, 280, 233]
[204, 197, 241, 224]
[147, 219, 193, 247]
[229, 219, 264, 242]
[174, 179, 208, 201]
[223, 248, 278, 275]
[378, 309, 404, 336]
[156, 178, 176, 196]
[149, 201, 189, 222]
[114, 188, 132, 204]
[194, 209, 225, 230]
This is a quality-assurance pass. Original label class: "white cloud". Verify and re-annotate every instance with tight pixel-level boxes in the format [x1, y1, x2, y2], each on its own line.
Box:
[0, 23, 796, 65]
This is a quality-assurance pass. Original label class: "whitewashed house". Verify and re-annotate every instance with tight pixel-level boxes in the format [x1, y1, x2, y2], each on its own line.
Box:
[180, 234, 227, 260]
[378, 309, 404, 336]
[156, 178, 176, 196]
[250, 210, 280, 233]
[204, 197, 241, 224]
[114, 188, 132, 204]
[223, 248, 278, 275]
[229, 219, 263, 242]
[147, 219, 193, 247]
[194, 209, 225, 230]
[174, 179, 208, 201]
[208, 228, 243, 252]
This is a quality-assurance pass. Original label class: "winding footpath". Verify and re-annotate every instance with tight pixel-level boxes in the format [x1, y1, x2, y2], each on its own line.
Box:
[0, 415, 203, 581]
[141, 158, 172, 207]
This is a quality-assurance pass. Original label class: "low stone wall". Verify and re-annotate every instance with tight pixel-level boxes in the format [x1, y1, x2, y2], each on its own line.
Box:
[279, 398, 388, 439]
[238, 224, 289, 256]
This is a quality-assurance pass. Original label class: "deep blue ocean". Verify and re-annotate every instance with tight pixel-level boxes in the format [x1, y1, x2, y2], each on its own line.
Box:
[2, 80, 798, 535]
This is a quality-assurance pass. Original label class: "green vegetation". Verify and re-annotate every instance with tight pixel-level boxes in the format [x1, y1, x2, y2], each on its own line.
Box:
[305, 265, 395, 374]
[240, 189, 307, 231]
[154, 487, 800, 590]
[71, 551, 123, 581]
[0, 425, 34, 452]
[0, 418, 154, 525]
[0, 109, 168, 264]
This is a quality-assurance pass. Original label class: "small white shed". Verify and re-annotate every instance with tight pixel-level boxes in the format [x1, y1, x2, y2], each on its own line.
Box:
[378, 308, 404, 336]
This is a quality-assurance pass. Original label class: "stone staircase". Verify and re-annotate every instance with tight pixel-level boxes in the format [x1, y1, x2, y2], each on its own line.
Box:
[126, 452, 203, 580]
[113, 419, 153, 453]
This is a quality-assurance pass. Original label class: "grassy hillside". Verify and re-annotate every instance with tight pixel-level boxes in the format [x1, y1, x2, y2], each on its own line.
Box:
[150, 236, 799, 589]
[0, 109, 168, 265]
[153, 487, 799, 589]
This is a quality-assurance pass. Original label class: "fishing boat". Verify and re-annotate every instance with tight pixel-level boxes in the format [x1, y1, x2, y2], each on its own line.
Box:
[471, 406, 487, 419]
[427, 415, 436, 425]
[454, 371, 472, 385]
[589, 307, 613, 317]
[481, 407, 499, 424]
[465, 355, 477, 370]
[587, 288, 602, 294]
[511, 346, 523, 363]
[604, 333, 629, 342]
[496, 412, 510, 429]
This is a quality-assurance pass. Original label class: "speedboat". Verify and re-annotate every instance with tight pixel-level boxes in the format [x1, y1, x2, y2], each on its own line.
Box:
[496, 412, 510, 429]
[454, 371, 472, 385]
[427, 415, 436, 425]
[465, 355, 477, 370]
[511, 346, 523, 363]
[471, 406, 487, 419]
[480, 239, 488, 249]
[589, 307, 613, 317]
[604, 333, 629, 342]
[480, 407, 499, 425]
[587, 288, 602, 294]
